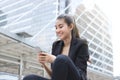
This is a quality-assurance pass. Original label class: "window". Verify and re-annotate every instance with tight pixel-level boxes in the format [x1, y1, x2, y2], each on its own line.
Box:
[93, 53, 100, 58]
[0, 10, 7, 27]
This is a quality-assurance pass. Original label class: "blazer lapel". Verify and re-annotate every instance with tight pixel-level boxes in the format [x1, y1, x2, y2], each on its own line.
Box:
[69, 38, 78, 61]
[54, 41, 64, 56]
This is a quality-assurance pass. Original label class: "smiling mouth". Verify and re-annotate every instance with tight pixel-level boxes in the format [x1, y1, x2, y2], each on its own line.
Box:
[57, 34, 62, 37]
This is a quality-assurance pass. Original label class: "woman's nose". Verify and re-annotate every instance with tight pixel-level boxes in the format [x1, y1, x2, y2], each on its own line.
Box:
[56, 28, 60, 33]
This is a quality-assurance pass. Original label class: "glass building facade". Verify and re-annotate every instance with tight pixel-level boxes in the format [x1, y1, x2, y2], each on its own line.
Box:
[0, 0, 70, 51]
[0, 0, 59, 51]
[0, 0, 113, 80]
[74, 3, 113, 80]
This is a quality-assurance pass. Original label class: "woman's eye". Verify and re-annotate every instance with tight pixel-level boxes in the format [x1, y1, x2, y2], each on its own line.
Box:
[59, 26, 63, 28]
[55, 27, 57, 29]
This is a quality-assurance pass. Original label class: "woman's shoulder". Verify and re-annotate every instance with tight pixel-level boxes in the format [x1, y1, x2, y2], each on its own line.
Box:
[75, 38, 88, 44]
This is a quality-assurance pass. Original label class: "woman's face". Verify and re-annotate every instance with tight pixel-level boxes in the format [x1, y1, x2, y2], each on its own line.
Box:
[55, 18, 73, 40]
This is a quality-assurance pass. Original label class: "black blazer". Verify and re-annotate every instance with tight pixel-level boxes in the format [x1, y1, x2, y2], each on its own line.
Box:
[51, 37, 89, 74]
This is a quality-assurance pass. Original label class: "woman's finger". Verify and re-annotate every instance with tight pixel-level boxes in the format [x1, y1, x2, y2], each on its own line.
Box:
[39, 56, 45, 61]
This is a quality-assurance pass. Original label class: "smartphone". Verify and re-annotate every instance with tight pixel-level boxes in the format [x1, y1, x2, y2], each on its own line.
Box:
[34, 47, 42, 53]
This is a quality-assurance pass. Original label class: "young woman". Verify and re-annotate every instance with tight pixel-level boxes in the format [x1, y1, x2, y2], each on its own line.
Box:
[23, 14, 89, 80]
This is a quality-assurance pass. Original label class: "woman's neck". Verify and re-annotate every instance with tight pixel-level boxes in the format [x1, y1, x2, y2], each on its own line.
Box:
[63, 35, 72, 47]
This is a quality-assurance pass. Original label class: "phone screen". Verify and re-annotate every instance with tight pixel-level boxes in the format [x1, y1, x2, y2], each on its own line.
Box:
[34, 47, 42, 53]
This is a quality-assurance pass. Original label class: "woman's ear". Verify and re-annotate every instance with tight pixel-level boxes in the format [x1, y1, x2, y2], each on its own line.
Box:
[69, 23, 74, 30]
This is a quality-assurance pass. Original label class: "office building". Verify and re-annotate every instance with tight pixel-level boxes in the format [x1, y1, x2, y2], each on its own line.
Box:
[73, 3, 113, 80]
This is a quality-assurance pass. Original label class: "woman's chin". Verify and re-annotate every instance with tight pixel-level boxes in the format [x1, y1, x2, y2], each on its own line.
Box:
[58, 37, 64, 40]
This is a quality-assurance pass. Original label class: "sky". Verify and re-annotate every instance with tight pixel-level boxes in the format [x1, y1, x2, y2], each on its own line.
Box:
[94, 0, 120, 76]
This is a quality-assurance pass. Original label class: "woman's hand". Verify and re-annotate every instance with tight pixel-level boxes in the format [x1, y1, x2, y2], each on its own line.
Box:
[38, 52, 56, 63]
[38, 54, 53, 77]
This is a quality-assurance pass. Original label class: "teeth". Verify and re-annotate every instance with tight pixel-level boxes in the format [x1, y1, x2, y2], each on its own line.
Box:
[58, 34, 62, 36]
[57, 32, 62, 37]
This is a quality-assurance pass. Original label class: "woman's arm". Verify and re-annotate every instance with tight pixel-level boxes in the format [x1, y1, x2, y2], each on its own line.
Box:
[42, 63, 52, 77]
[38, 53, 56, 77]
[75, 43, 89, 72]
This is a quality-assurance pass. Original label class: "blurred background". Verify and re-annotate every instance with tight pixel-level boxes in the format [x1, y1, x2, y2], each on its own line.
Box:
[0, 0, 119, 80]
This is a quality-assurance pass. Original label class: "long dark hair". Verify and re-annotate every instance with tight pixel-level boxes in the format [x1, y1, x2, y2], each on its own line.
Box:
[57, 14, 80, 38]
